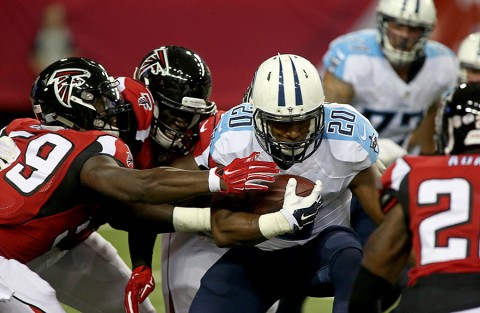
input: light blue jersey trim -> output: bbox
[324,104,379,164]
[323,30,383,78]
[209,103,254,156]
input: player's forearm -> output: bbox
[129,230,156,269]
[211,210,265,247]
[133,167,212,203]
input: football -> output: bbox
[241,174,316,215]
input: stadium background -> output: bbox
[1,1,479,312]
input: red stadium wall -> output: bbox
[0,0,478,116]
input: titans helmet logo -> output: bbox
[138,47,169,78]
[46,68,91,108]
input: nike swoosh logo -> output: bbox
[223,168,238,175]
[300,213,316,221]
[200,122,208,133]
[360,125,367,141]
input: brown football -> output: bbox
[241,174,316,215]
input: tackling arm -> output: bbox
[80,152,279,204]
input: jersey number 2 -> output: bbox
[418,178,472,265]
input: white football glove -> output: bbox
[0,136,20,170]
[280,178,323,231]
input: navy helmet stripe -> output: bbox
[289,56,303,106]
[278,58,285,106]
[402,0,420,13]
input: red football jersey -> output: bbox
[117,76,155,169]
[0,118,133,263]
[193,111,224,169]
[382,155,480,285]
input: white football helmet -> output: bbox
[457,32,480,83]
[377,0,436,65]
[249,54,325,167]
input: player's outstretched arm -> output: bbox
[80,152,279,205]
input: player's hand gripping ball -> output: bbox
[241,174,316,215]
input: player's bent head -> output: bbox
[248,54,325,167]
[31,57,132,135]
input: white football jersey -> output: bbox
[322,29,458,146]
[196,103,379,250]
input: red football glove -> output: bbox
[209,152,279,193]
[125,266,155,313]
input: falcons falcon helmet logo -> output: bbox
[46,68,91,108]
[138,47,169,78]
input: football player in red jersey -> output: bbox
[123,46,221,313]
[349,82,480,313]
[0,57,279,313]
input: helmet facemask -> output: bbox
[253,106,324,167]
[150,94,216,154]
[376,0,436,66]
[377,15,433,66]
[31,58,132,135]
[136,46,216,154]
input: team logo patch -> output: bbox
[138,92,154,111]
[369,133,379,153]
[46,68,91,108]
[126,149,134,168]
[138,47,169,78]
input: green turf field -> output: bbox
[62,226,334,312]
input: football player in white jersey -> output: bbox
[322,0,457,155]
[187,54,382,313]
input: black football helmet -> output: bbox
[134,46,216,154]
[436,82,480,155]
[31,57,132,134]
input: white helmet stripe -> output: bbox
[289,56,303,106]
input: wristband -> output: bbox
[258,212,291,239]
[208,168,221,192]
[172,207,211,232]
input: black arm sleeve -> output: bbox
[349,265,394,313]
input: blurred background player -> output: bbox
[189,54,382,313]
[349,82,480,313]
[457,32,480,84]
[0,56,278,313]
[322,0,456,156]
